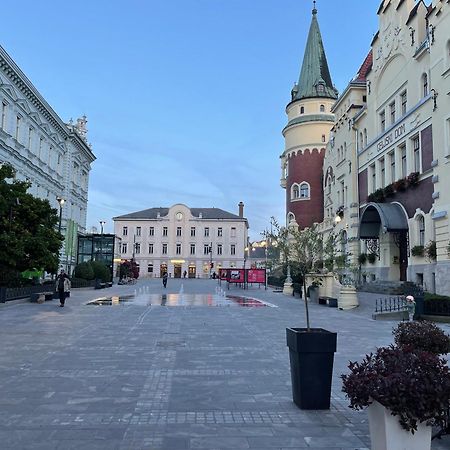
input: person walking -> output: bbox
[162,272,168,288]
[56,269,70,307]
[405,295,415,321]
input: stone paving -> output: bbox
[0,279,449,450]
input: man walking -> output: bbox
[56,269,70,307]
[162,272,168,288]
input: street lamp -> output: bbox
[56,197,65,234]
[99,220,106,262]
[261,240,268,290]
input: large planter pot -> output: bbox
[286,327,337,410]
[367,400,432,450]
[308,286,319,303]
[338,285,359,310]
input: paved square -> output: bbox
[0,279,449,449]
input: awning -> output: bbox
[359,203,408,239]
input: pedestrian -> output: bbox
[183,270,187,279]
[162,272,168,288]
[405,295,415,321]
[56,269,70,307]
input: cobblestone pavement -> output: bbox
[0,279,449,449]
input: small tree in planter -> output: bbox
[425,240,436,261]
[411,245,425,257]
[342,346,450,449]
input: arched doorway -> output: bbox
[359,203,409,281]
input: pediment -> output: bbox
[1,84,18,101]
[29,112,42,126]
[40,123,51,134]
[324,195,333,208]
[16,99,31,114]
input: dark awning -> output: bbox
[359,203,408,239]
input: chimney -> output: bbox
[238,201,244,218]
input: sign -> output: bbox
[220,269,228,280]
[229,269,244,283]
[376,122,407,152]
[247,269,265,284]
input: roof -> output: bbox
[359,203,408,239]
[291,7,338,102]
[355,50,373,81]
[113,207,244,221]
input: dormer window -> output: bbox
[320,104,325,112]
[316,82,325,94]
[300,106,305,114]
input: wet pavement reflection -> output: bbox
[87,293,274,307]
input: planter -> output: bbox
[286,327,337,410]
[367,400,432,450]
[308,286,319,303]
[338,286,359,310]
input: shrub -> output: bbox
[267,275,285,287]
[372,188,385,203]
[367,253,377,264]
[411,245,424,257]
[425,240,436,260]
[74,262,94,280]
[393,321,450,355]
[384,183,395,197]
[335,255,347,268]
[358,253,367,265]
[407,171,420,187]
[90,261,111,282]
[394,178,407,192]
[341,346,450,433]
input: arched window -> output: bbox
[417,215,425,247]
[422,73,428,97]
[364,128,368,146]
[300,106,305,114]
[300,182,310,198]
[320,104,325,112]
[287,212,295,224]
[359,132,364,150]
[291,184,299,199]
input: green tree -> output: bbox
[74,262,95,280]
[0,164,63,285]
[89,260,111,282]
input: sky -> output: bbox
[2,0,380,240]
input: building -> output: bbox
[113,203,248,278]
[280,4,338,229]
[304,0,450,294]
[0,45,96,273]
[77,233,122,279]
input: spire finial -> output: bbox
[312,0,317,15]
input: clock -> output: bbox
[176,212,183,220]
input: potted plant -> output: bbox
[268,219,338,410]
[358,253,367,265]
[411,245,425,257]
[425,240,436,261]
[342,345,450,450]
[367,253,377,264]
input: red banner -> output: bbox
[228,269,245,283]
[247,269,265,283]
[219,269,228,280]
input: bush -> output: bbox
[367,253,377,264]
[268,275,285,287]
[90,261,111,282]
[384,183,395,197]
[342,346,450,433]
[407,171,420,187]
[425,241,436,260]
[411,245,424,257]
[358,253,367,265]
[74,262,95,280]
[393,321,450,355]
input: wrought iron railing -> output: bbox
[375,296,407,313]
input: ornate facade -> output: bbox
[113,203,248,278]
[0,45,96,273]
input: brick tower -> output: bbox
[280,3,338,229]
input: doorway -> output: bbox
[174,264,182,278]
[188,265,196,278]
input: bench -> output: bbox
[319,296,338,307]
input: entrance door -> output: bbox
[160,263,167,277]
[188,265,196,278]
[174,264,182,278]
[398,231,408,282]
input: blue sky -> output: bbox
[2,0,380,239]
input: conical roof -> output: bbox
[292,6,337,101]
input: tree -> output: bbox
[0,164,63,285]
[266,217,337,331]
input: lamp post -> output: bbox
[56,197,65,234]
[262,240,268,290]
[99,220,106,262]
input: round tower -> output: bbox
[280,4,338,229]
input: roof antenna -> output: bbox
[312,0,317,15]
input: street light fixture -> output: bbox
[56,197,65,234]
[99,220,106,262]
[261,240,268,290]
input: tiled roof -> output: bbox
[355,50,373,81]
[113,207,243,221]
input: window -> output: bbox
[204,227,209,237]
[292,184,299,199]
[190,243,196,255]
[320,104,325,112]
[1,101,7,130]
[317,83,325,93]
[15,115,21,141]
[340,181,345,205]
[389,101,396,124]
[400,145,407,177]
[217,244,222,255]
[190,227,195,237]
[300,106,304,114]
[231,227,236,238]
[28,127,33,150]
[380,158,385,187]
[135,243,141,254]
[322,134,326,143]
[389,151,396,183]
[300,183,310,198]
[121,243,127,254]
[401,90,407,115]
[176,226,182,237]
[287,212,295,224]
[422,73,428,97]
[204,244,210,255]
[148,243,154,254]
[149,227,154,236]
[122,226,128,236]
[147,264,153,273]
[176,243,181,255]
[217,227,223,237]
[380,110,386,132]
[418,215,425,247]
[163,226,168,237]
[162,243,168,254]
[364,129,368,146]
[38,137,43,159]
[413,136,420,172]
[136,226,141,237]
[370,164,376,192]
[231,244,236,255]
